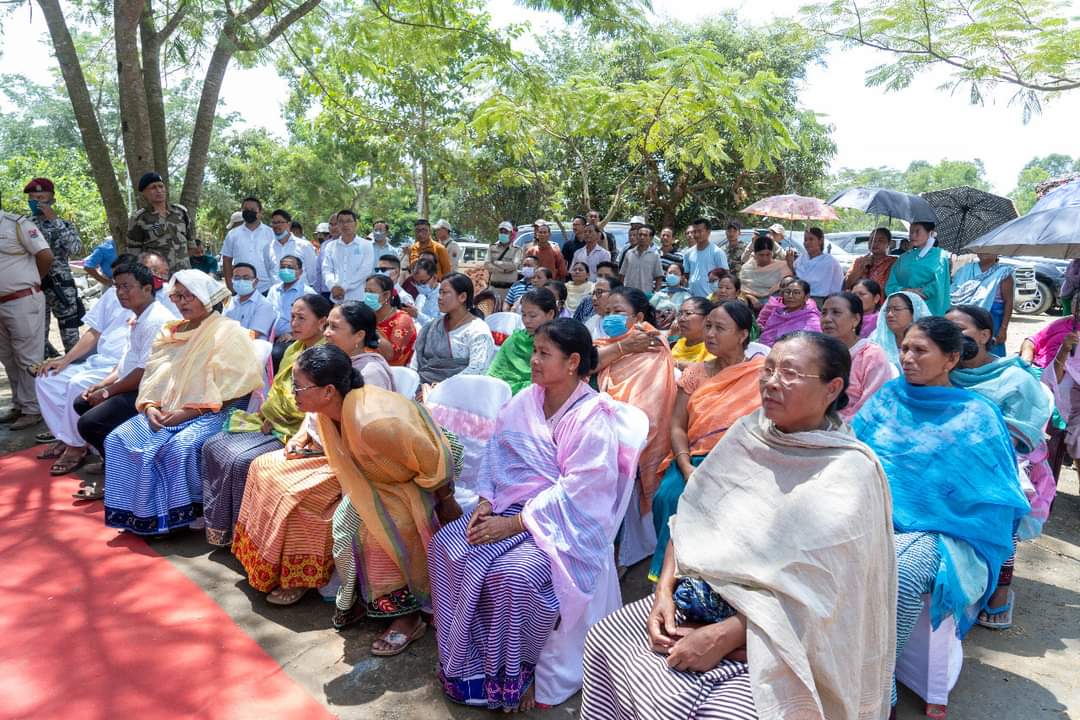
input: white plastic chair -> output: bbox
[389,366,421,399]
[424,375,513,514]
[745,341,770,359]
[896,597,964,707]
[534,400,649,706]
[484,311,524,346]
[246,339,274,414]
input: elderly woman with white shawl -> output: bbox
[104,270,264,535]
[581,331,896,720]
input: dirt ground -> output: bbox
[1,313,1077,719]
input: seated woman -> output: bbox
[565,261,593,314]
[365,273,417,366]
[486,287,558,394]
[669,297,715,368]
[852,278,885,338]
[868,290,930,370]
[648,300,763,582]
[738,235,788,305]
[583,332,896,720]
[201,293,330,546]
[650,261,691,323]
[104,270,264,536]
[411,272,496,384]
[853,317,1029,714]
[757,278,821,346]
[232,302,394,605]
[430,319,643,711]
[948,304,1054,630]
[545,280,571,318]
[285,344,460,653]
[593,287,678,564]
[583,276,621,339]
[820,291,896,421]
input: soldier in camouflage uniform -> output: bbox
[23,178,84,355]
[126,171,195,274]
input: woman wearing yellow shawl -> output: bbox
[486,287,557,394]
[291,344,461,656]
[200,293,331,546]
[669,296,715,368]
[103,270,264,537]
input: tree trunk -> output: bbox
[113,0,155,190]
[36,0,130,246]
[140,2,170,186]
[178,42,233,217]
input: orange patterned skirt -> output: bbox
[232,452,342,592]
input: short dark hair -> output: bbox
[280,254,303,269]
[112,262,154,290]
[291,220,303,234]
[337,209,357,221]
[413,258,437,277]
[639,225,655,238]
[379,254,402,268]
[233,262,258,277]
[111,253,139,271]
[726,219,742,230]
[414,218,430,227]
[911,221,936,233]
[596,260,618,273]
[805,227,825,242]
[690,217,711,230]
[241,196,262,210]
[775,331,851,414]
[752,236,775,254]
[373,219,389,229]
[572,215,587,224]
[533,318,599,378]
[271,208,291,222]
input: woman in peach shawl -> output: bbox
[593,287,677,564]
[648,301,764,581]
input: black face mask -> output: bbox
[241,209,258,224]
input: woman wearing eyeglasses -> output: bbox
[669,297,715,368]
[583,332,896,720]
[103,269,264,537]
[757,278,821,346]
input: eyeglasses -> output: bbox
[678,310,705,318]
[592,289,608,296]
[377,267,395,273]
[292,384,321,396]
[758,365,823,386]
[168,292,197,304]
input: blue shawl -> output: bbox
[852,378,1030,636]
[950,356,1052,454]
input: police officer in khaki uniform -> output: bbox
[126,171,195,273]
[0,210,54,430]
[23,177,84,356]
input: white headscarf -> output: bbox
[166,269,231,310]
[918,232,937,259]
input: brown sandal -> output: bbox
[37,441,65,460]
[371,620,427,657]
[50,448,88,476]
[72,481,103,501]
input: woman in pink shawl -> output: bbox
[429,318,644,712]
[758,278,821,346]
[820,292,896,421]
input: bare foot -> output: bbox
[515,683,537,713]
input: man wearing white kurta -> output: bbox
[321,209,373,303]
[266,209,319,288]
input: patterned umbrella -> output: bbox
[921,186,1018,253]
[741,194,839,221]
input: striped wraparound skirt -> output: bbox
[893,531,942,706]
[581,595,756,719]
[429,508,559,710]
[231,451,340,592]
[103,406,239,535]
[200,430,283,546]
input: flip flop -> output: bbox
[50,450,88,476]
[926,704,948,719]
[72,482,104,501]
[267,587,308,606]
[977,588,1015,630]
[36,441,65,459]
[35,430,56,444]
[371,620,427,657]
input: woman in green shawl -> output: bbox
[885,221,952,316]
[486,287,558,394]
[200,293,331,546]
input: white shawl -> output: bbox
[671,408,896,720]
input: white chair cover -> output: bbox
[534,401,650,705]
[246,339,274,414]
[484,312,524,346]
[424,375,512,514]
[389,366,421,399]
[896,595,964,705]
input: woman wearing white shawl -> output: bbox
[582,331,896,720]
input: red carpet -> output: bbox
[0,449,335,720]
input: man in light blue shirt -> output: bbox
[681,217,728,296]
[223,262,276,340]
[265,254,315,340]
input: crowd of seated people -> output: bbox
[20,208,1062,719]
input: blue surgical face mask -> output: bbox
[709,280,719,293]
[274,229,289,240]
[233,278,255,296]
[278,268,298,284]
[602,314,629,338]
[665,273,680,287]
[28,199,41,215]
[498,232,510,243]
[363,291,383,311]
[521,266,535,279]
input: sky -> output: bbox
[1,0,1078,194]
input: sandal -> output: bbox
[977,588,1015,630]
[35,430,56,444]
[926,704,948,719]
[72,482,104,501]
[50,448,88,476]
[267,587,308,606]
[37,441,66,459]
[371,619,427,657]
[332,604,366,630]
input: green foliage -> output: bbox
[1009,154,1080,212]
[803,0,1080,118]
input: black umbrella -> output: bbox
[826,187,938,223]
[963,206,1080,258]
[921,186,1019,253]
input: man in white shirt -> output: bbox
[434,219,460,273]
[571,222,611,281]
[369,219,397,273]
[789,226,843,302]
[222,196,274,293]
[321,209,374,303]
[71,261,175,481]
[266,208,319,288]
[223,262,277,339]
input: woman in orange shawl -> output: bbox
[648,300,764,580]
[593,287,677,565]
